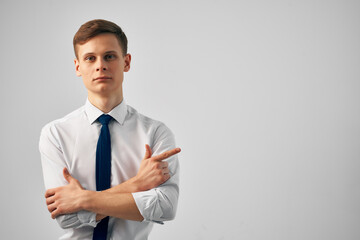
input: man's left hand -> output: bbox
[45,168,85,219]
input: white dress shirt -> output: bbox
[39,98,179,240]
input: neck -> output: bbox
[88,92,123,113]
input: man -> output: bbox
[39,19,181,240]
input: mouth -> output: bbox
[93,76,112,81]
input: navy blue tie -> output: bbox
[93,114,113,240]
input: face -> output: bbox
[74,33,131,98]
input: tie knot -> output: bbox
[98,114,113,126]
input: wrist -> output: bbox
[80,190,95,211]
[127,176,142,193]
[106,177,141,194]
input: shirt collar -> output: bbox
[85,98,127,125]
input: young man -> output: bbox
[39,19,180,240]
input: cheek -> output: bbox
[80,70,94,86]
[80,67,93,79]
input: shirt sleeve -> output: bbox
[39,123,97,229]
[132,123,180,222]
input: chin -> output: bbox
[94,87,122,96]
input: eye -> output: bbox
[105,54,116,61]
[85,56,95,62]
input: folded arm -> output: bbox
[45,145,181,222]
[40,122,180,229]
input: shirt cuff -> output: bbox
[57,211,97,229]
[132,189,164,224]
[77,210,97,228]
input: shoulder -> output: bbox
[40,105,86,140]
[126,105,175,147]
[126,104,173,134]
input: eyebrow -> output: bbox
[81,50,118,58]
[104,50,118,54]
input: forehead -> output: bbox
[77,33,123,57]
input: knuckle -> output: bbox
[162,175,168,182]
[156,175,163,183]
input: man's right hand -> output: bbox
[103,144,181,195]
[96,144,180,221]
[131,144,181,191]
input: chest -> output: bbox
[59,121,152,190]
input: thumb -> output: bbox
[144,144,153,159]
[63,168,73,183]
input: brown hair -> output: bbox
[73,19,128,58]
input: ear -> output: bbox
[74,58,82,77]
[124,53,131,72]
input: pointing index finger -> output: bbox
[152,147,181,162]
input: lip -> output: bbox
[94,76,112,81]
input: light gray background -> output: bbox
[0,0,359,239]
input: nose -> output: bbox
[96,59,107,72]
